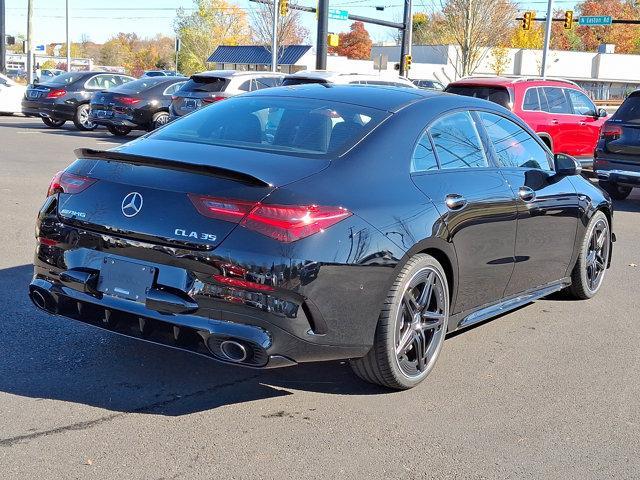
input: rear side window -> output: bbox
[429,111,488,169]
[566,89,596,116]
[479,112,551,171]
[542,87,571,114]
[523,89,540,111]
[613,94,640,123]
[181,76,229,93]
[445,85,511,109]
[152,96,389,157]
[411,132,439,173]
[163,82,186,96]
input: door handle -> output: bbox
[445,193,467,211]
[579,121,586,126]
[551,119,559,125]
[518,186,536,202]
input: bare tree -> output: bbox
[250,2,309,48]
[439,0,516,77]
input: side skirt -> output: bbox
[451,278,571,331]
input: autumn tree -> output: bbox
[250,1,308,48]
[174,0,250,75]
[439,0,517,76]
[509,23,544,49]
[328,21,372,60]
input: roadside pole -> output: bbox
[65,0,70,72]
[541,0,553,78]
[26,0,33,83]
[398,0,412,77]
[316,0,329,69]
[271,0,278,71]
[0,0,6,74]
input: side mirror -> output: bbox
[597,108,608,118]
[554,153,582,176]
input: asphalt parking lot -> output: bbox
[1,115,639,479]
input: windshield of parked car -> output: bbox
[152,96,389,157]
[613,94,640,124]
[39,72,85,85]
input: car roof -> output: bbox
[246,83,437,112]
[192,70,284,79]
[287,70,414,84]
[448,76,580,89]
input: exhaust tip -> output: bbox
[219,340,248,363]
[29,287,54,312]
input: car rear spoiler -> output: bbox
[74,148,271,187]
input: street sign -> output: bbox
[34,44,45,52]
[579,15,613,26]
[373,54,388,71]
[328,9,349,20]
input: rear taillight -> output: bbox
[47,171,96,197]
[117,96,141,105]
[202,96,226,104]
[601,123,622,140]
[46,88,66,99]
[188,194,352,242]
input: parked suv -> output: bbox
[594,90,640,199]
[22,71,135,130]
[169,70,284,118]
[445,77,607,167]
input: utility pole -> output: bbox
[0,0,6,74]
[398,0,412,76]
[65,0,70,72]
[271,0,278,72]
[316,0,328,69]
[27,0,33,83]
[541,0,553,78]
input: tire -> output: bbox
[107,125,132,137]
[42,117,66,128]
[567,210,610,300]
[151,111,170,130]
[350,254,450,390]
[599,181,632,200]
[72,104,96,131]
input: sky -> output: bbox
[5,0,583,46]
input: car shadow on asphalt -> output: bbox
[0,264,388,418]
[0,119,143,143]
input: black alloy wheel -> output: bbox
[568,211,610,299]
[351,254,449,390]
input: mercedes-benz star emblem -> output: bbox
[121,192,143,218]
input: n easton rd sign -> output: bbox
[579,15,613,26]
[328,9,349,20]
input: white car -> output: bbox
[0,73,26,114]
[282,71,418,88]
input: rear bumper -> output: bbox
[21,100,75,120]
[596,169,640,187]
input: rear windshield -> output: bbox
[282,77,329,86]
[179,76,229,93]
[613,94,640,123]
[151,96,389,157]
[445,85,511,109]
[110,78,167,94]
[40,72,86,85]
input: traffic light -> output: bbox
[328,33,339,47]
[404,54,412,71]
[564,10,574,29]
[522,11,533,30]
[279,0,289,16]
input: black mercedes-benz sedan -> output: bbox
[89,76,186,136]
[22,71,135,130]
[30,85,613,390]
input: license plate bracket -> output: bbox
[97,258,156,303]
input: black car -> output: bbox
[595,91,640,199]
[89,76,186,136]
[22,71,135,130]
[30,85,613,390]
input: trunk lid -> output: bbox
[57,142,329,249]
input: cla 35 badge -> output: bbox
[121,192,143,217]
